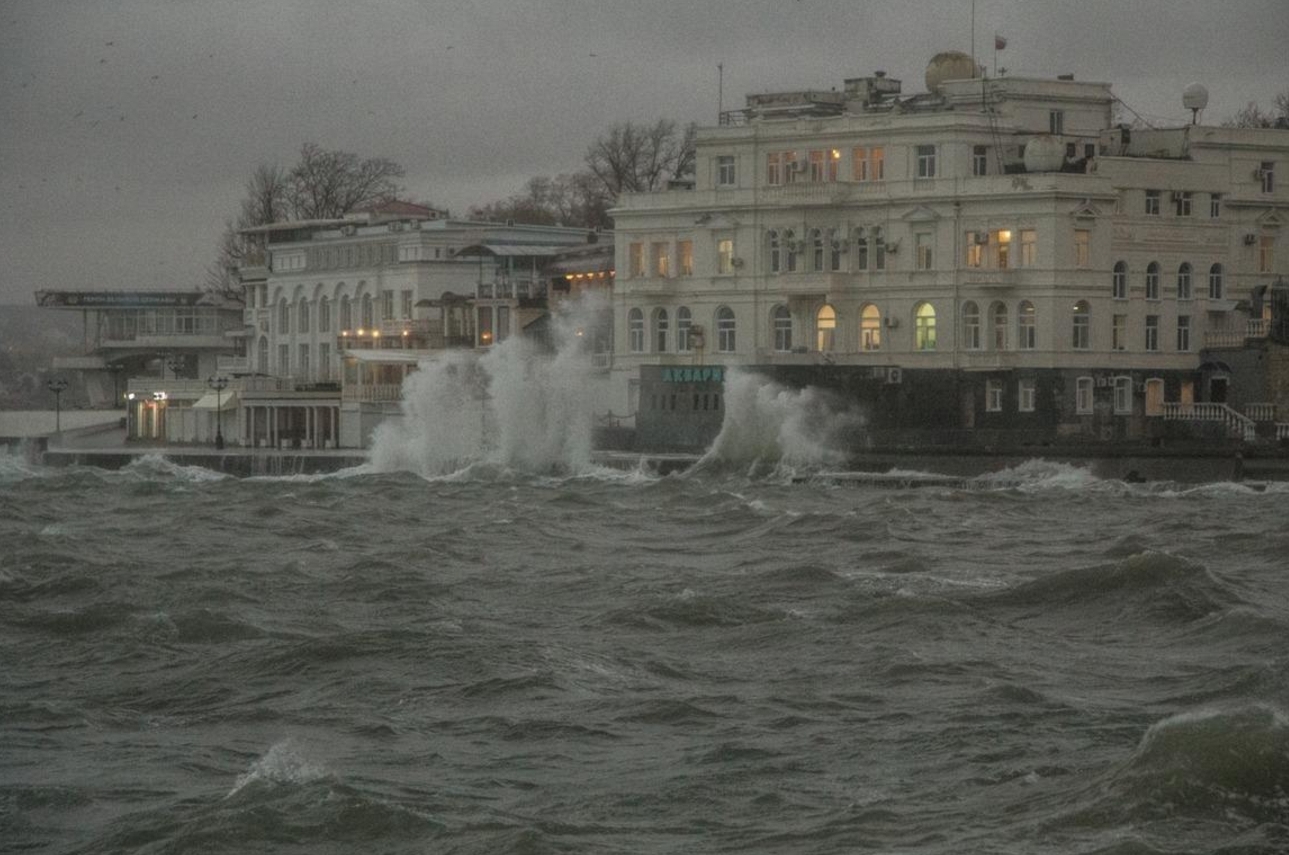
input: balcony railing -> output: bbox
[342,384,404,403]
[1160,402,1256,441]
[216,355,250,373]
[1244,402,1277,422]
[1204,319,1271,349]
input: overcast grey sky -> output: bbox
[1,0,1286,304]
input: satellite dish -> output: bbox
[1183,83,1209,123]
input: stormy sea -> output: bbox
[4,340,1289,854]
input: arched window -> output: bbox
[1112,261,1128,299]
[860,304,881,350]
[1017,301,1036,350]
[1145,262,1160,300]
[962,301,981,350]
[1209,263,1224,300]
[628,308,645,352]
[1177,263,1192,300]
[676,306,693,352]
[653,308,669,353]
[914,302,936,351]
[783,230,798,273]
[278,297,290,335]
[816,304,837,351]
[1072,300,1091,349]
[872,227,886,270]
[716,306,736,352]
[855,227,870,271]
[317,296,331,333]
[810,228,825,272]
[339,295,352,330]
[257,336,269,373]
[298,298,310,334]
[361,293,374,328]
[767,229,781,273]
[991,302,1009,350]
[772,305,792,352]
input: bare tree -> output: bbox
[1222,88,1289,128]
[468,172,611,229]
[204,165,292,297]
[287,143,405,220]
[584,119,697,199]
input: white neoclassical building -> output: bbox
[233,201,605,448]
[608,53,1289,451]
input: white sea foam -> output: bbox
[227,739,328,798]
[367,297,608,479]
[697,369,863,473]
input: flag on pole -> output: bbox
[994,34,1008,50]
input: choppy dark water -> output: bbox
[3,453,1289,854]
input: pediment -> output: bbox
[1256,210,1284,228]
[901,205,940,222]
[1069,200,1099,220]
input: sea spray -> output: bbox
[699,369,865,473]
[368,298,604,477]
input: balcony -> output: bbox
[1203,319,1269,349]
[342,384,404,403]
[216,355,250,374]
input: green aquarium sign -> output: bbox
[660,367,725,384]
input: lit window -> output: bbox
[651,242,670,278]
[994,229,1011,269]
[1072,301,1091,350]
[915,302,937,351]
[986,378,1004,412]
[678,240,694,276]
[965,233,984,267]
[629,242,644,278]
[816,304,836,352]
[852,147,884,182]
[772,305,792,352]
[717,239,735,275]
[861,304,881,350]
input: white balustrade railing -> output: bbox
[1244,402,1277,422]
[1160,401,1256,441]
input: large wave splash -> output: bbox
[697,369,865,474]
[367,299,602,478]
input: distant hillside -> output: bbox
[0,306,89,409]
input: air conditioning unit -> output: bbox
[1244,233,1258,245]
[884,317,900,328]
[341,224,357,236]
[831,239,848,252]
[885,241,900,254]
[1170,191,1182,202]
[793,157,810,172]
[973,233,989,245]
[885,367,903,384]
[1254,167,1268,179]
[730,257,745,269]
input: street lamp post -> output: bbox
[47,378,68,434]
[207,375,229,449]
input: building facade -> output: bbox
[234,202,606,448]
[608,54,1289,451]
